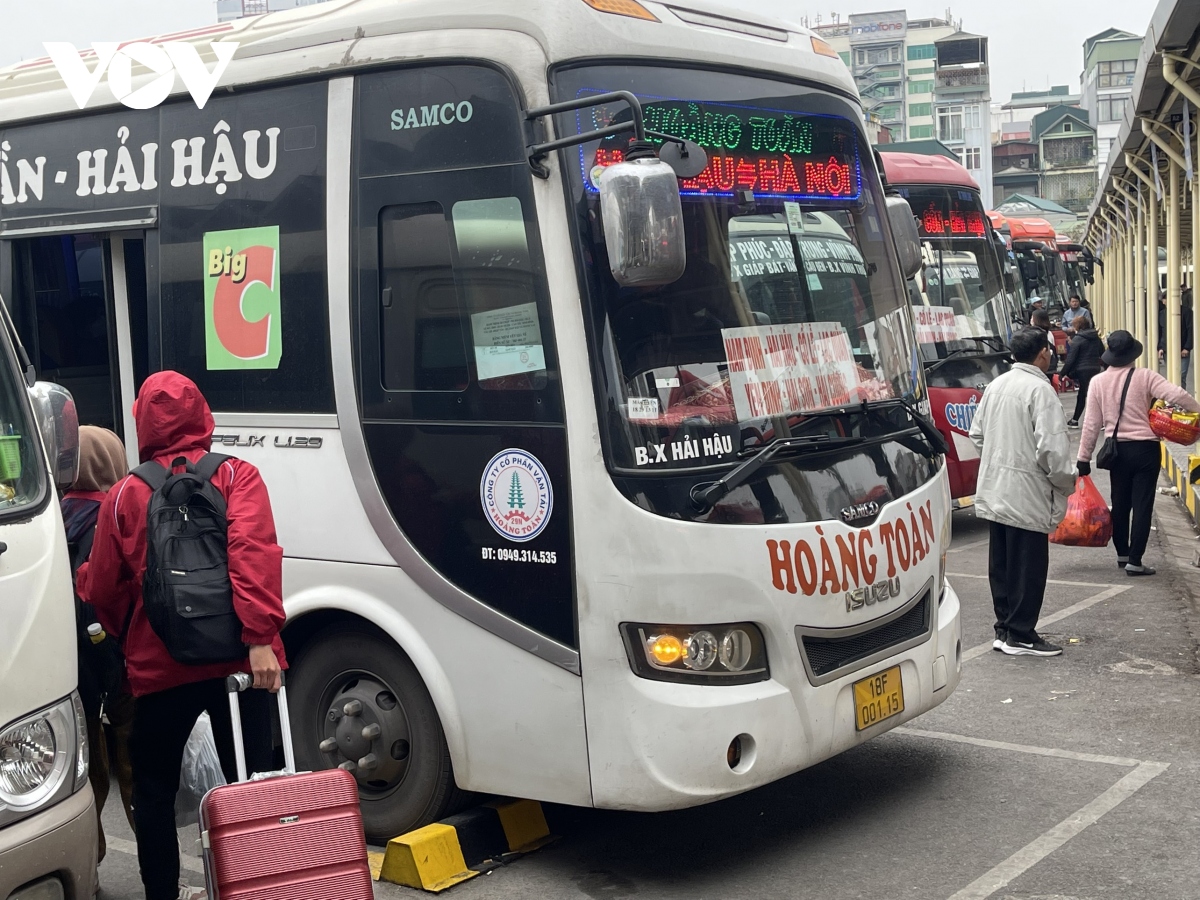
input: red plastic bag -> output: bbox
[1049,476,1113,547]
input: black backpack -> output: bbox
[132,453,246,665]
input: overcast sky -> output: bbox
[3,0,1154,108]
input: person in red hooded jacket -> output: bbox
[78,371,286,900]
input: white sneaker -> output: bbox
[178,883,207,900]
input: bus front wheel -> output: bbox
[288,624,465,840]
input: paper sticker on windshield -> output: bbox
[785,201,805,234]
[911,306,957,344]
[203,226,282,370]
[470,302,546,382]
[722,323,858,420]
[627,397,660,420]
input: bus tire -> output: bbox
[288,624,466,840]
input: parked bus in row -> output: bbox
[881,152,1016,504]
[985,212,1031,315]
[1057,239,1094,306]
[0,0,961,838]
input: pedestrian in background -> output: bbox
[970,328,1075,657]
[1078,331,1200,575]
[1031,308,1058,373]
[78,372,287,900]
[1061,294,1087,337]
[62,426,135,869]
[1157,284,1193,388]
[1060,314,1104,428]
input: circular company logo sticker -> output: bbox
[480,449,554,542]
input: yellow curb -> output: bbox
[487,798,551,853]
[367,850,385,881]
[379,823,479,892]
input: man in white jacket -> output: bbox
[969,328,1076,657]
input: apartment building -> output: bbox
[1079,28,1141,173]
[813,10,992,206]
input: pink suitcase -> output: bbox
[199,674,374,899]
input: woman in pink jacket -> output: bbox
[1077,331,1200,575]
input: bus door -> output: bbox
[7,232,149,464]
[354,164,576,650]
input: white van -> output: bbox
[0,303,95,899]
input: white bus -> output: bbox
[0,0,961,839]
[0,300,95,894]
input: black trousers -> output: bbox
[1072,370,1098,422]
[987,521,1050,644]
[130,678,273,900]
[1109,440,1161,566]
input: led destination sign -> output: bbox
[581,94,863,202]
[899,187,987,239]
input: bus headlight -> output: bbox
[0,693,85,828]
[621,623,769,684]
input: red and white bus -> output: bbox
[881,152,1018,503]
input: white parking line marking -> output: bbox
[949,573,1120,589]
[958,585,1129,662]
[947,538,990,554]
[943,761,1169,900]
[894,727,1143,768]
[108,836,205,874]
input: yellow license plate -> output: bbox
[853,665,904,731]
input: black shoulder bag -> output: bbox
[1096,369,1135,470]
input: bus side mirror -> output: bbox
[886,197,922,280]
[29,381,79,490]
[599,148,686,287]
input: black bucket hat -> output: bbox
[1102,330,1142,368]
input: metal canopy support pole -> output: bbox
[1193,108,1200,393]
[1136,187,1147,348]
[1114,180,1143,337]
[1147,165,1160,371]
[1106,207,1123,337]
[1127,156,1160,367]
[1169,158,1183,386]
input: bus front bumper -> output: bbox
[588,580,962,810]
[0,783,97,900]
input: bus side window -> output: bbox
[380,202,470,392]
[451,196,546,392]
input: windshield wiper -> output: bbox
[689,398,948,513]
[964,335,1008,354]
[861,396,950,457]
[924,346,980,374]
[689,434,863,512]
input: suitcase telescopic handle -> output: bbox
[226,671,297,783]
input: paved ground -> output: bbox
[97,396,1200,900]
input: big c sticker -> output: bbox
[203,226,282,370]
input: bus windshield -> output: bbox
[0,314,45,520]
[894,184,1010,359]
[553,65,918,473]
[1014,246,1067,312]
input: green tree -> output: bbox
[508,472,526,510]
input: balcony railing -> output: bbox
[935,66,989,90]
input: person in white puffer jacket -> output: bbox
[968,328,1076,658]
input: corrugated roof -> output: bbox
[998,194,1075,216]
